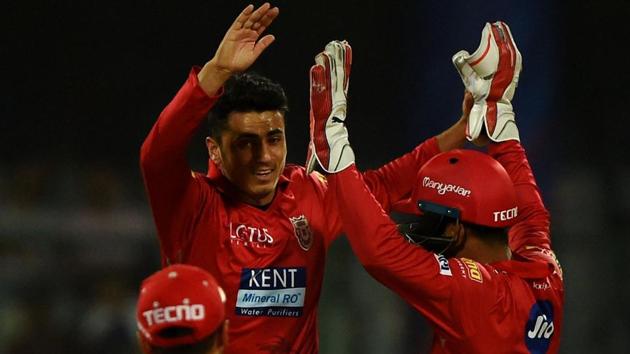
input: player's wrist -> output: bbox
[437,119,467,152]
[198,60,234,96]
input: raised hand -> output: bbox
[212,3,279,73]
[198,3,279,95]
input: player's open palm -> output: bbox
[212,3,279,73]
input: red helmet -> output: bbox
[412,149,518,228]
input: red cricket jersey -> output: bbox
[140,68,442,353]
[330,141,564,353]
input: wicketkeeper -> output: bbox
[308,21,564,353]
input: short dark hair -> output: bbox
[149,328,220,354]
[208,72,288,142]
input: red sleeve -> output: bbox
[315,172,342,247]
[362,137,441,212]
[330,165,498,336]
[487,141,551,255]
[322,137,441,243]
[140,67,222,265]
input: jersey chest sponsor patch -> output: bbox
[235,267,306,317]
[229,222,274,248]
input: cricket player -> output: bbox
[307,21,564,353]
[140,3,473,353]
[137,264,228,354]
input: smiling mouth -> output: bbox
[255,168,274,178]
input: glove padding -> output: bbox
[306,40,355,173]
[452,21,522,144]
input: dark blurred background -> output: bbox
[2,0,629,353]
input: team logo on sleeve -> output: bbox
[525,301,554,353]
[236,267,306,317]
[290,215,313,251]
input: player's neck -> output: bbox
[457,237,510,263]
[234,189,276,209]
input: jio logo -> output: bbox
[525,301,554,353]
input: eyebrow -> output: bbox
[267,129,284,136]
[234,129,284,140]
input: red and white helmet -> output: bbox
[412,149,518,228]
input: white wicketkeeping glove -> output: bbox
[306,40,355,173]
[452,21,522,144]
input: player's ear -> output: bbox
[445,222,466,249]
[206,137,222,165]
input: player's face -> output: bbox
[210,110,287,206]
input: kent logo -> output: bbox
[245,268,300,289]
[236,267,306,317]
[524,301,554,353]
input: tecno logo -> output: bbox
[493,207,518,222]
[422,177,471,197]
[142,299,205,326]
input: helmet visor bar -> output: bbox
[417,200,460,219]
[396,201,461,255]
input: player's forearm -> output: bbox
[436,117,467,152]
[488,141,546,211]
[488,141,552,249]
[364,137,441,211]
[141,68,219,171]
[508,208,551,251]
[333,168,425,277]
[363,116,466,209]
[333,167,408,265]
[365,116,467,209]
[332,166,452,304]
[140,68,219,255]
